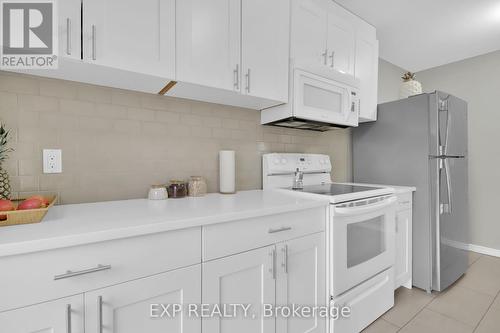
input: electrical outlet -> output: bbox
[43,149,62,174]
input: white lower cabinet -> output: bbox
[276,233,326,333]
[85,265,201,333]
[395,206,413,289]
[202,245,276,333]
[0,294,84,333]
[202,232,326,333]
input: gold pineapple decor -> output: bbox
[0,123,13,199]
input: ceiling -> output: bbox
[335,0,500,72]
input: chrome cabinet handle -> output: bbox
[66,304,72,333]
[322,49,328,65]
[97,296,103,333]
[233,64,239,90]
[66,18,71,55]
[282,245,288,274]
[91,25,97,60]
[329,51,335,68]
[54,264,111,280]
[269,249,276,279]
[245,69,251,93]
[268,226,292,234]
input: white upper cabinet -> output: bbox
[58,0,81,61]
[84,0,175,79]
[176,0,241,91]
[326,5,355,75]
[241,0,289,103]
[291,0,328,68]
[355,36,379,122]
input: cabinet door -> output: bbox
[395,209,412,288]
[85,265,201,333]
[276,233,326,333]
[356,37,379,122]
[58,0,81,60]
[241,0,289,103]
[84,0,175,78]
[0,294,84,333]
[176,0,240,91]
[290,0,328,67]
[203,246,276,333]
[326,9,355,75]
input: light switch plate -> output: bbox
[43,149,62,173]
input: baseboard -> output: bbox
[441,238,500,258]
[467,244,500,258]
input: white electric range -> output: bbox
[263,153,396,333]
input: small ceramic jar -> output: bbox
[188,176,207,197]
[167,180,187,198]
[148,185,168,200]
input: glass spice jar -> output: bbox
[188,176,207,197]
[167,180,187,198]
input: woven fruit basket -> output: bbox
[0,195,57,227]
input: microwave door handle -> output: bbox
[334,196,397,217]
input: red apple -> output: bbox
[17,198,44,210]
[0,199,15,220]
[27,195,50,207]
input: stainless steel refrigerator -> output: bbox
[352,91,469,292]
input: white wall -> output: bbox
[417,50,500,251]
[378,59,406,104]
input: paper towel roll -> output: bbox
[219,150,236,194]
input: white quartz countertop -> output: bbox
[0,190,328,257]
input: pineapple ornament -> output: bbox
[399,72,422,98]
[0,124,13,200]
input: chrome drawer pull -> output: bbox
[54,264,112,280]
[268,226,292,234]
[66,304,72,333]
[97,296,103,333]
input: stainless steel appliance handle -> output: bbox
[334,196,397,216]
[91,25,97,60]
[282,245,288,274]
[66,18,71,55]
[268,226,292,234]
[269,249,276,279]
[66,304,72,333]
[329,51,335,68]
[245,69,251,93]
[97,296,103,333]
[233,64,239,90]
[438,97,451,155]
[442,158,453,214]
[54,264,111,280]
[322,49,328,65]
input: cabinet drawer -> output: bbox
[0,227,201,312]
[397,192,412,211]
[203,207,325,261]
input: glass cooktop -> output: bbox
[291,184,384,196]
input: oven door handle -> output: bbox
[333,196,397,217]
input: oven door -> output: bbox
[293,70,359,127]
[331,195,396,296]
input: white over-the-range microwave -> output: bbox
[261,68,361,131]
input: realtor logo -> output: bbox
[1,0,58,69]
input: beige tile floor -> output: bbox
[363,251,500,333]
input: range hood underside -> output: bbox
[263,117,349,132]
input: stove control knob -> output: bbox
[281,158,287,165]
[273,158,280,165]
[319,159,324,164]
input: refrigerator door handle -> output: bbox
[438,97,451,155]
[441,158,453,214]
